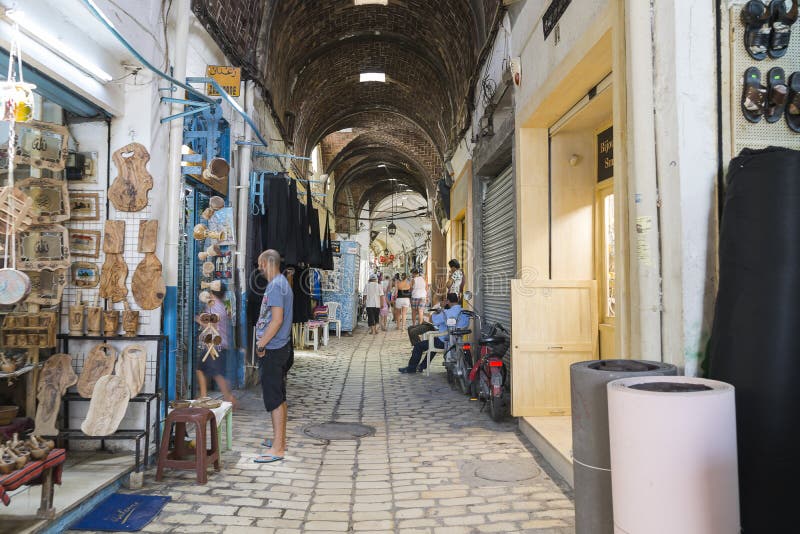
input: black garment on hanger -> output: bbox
[308,203,323,267]
[292,265,312,323]
[246,208,269,337]
[265,174,289,255]
[708,146,800,533]
[284,180,301,266]
[320,213,334,271]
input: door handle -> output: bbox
[547,345,564,350]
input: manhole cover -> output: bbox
[474,461,541,482]
[303,422,376,440]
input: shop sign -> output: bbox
[543,0,572,40]
[597,126,614,182]
[206,66,241,97]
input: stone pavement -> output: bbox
[115,326,575,533]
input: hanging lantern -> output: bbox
[388,221,397,236]
[389,254,395,262]
[379,255,387,264]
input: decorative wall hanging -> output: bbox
[81,375,130,436]
[24,268,67,306]
[13,120,69,171]
[71,261,100,288]
[69,229,101,258]
[109,143,153,212]
[16,225,70,270]
[99,220,128,302]
[132,219,165,310]
[76,343,117,398]
[68,192,100,221]
[34,354,77,436]
[15,177,70,223]
[0,186,33,234]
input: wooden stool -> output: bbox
[156,407,220,484]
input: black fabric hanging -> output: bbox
[320,213,334,271]
[292,265,312,323]
[265,174,289,255]
[284,180,301,266]
[298,186,311,264]
[307,200,323,267]
[246,208,269,339]
[708,146,800,533]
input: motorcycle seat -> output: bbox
[452,328,472,337]
[479,336,507,345]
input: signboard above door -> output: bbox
[206,66,241,97]
[597,126,614,182]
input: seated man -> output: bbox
[398,293,470,374]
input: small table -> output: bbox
[0,448,66,519]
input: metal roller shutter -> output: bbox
[481,167,515,332]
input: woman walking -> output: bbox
[391,273,400,326]
[410,268,428,326]
[395,273,412,331]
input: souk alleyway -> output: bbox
[109,327,575,534]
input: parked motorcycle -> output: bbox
[468,321,511,421]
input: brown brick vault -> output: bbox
[193,0,502,229]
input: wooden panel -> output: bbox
[103,220,125,254]
[511,279,598,417]
[599,323,616,359]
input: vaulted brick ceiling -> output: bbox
[193,0,502,230]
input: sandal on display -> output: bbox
[742,67,767,123]
[785,72,800,132]
[742,0,773,60]
[769,0,798,59]
[766,67,789,123]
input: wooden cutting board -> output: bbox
[109,143,153,212]
[132,222,165,309]
[34,354,78,436]
[81,375,130,436]
[99,254,128,302]
[103,220,125,254]
[77,344,117,398]
[115,345,146,398]
[138,220,158,253]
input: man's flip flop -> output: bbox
[766,67,789,123]
[769,0,798,59]
[785,72,800,133]
[742,67,766,123]
[742,0,772,60]
[254,454,284,463]
[261,438,272,447]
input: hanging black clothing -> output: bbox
[292,266,312,323]
[284,180,301,266]
[265,174,289,255]
[320,213,334,271]
[308,205,323,267]
[708,146,800,533]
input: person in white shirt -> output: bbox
[364,274,385,335]
[446,259,465,301]
[410,268,428,327]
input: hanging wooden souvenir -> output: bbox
[14,121,69,171]
[102,310,119,336]
[68,192,100,221]
[132,219,165,310]
[71,261,100,288]
[81,375,130,436]
[201,195,225,220]
[15,178,70,224]
[109,143,153,212]
[0,81,36,123]
[1,312,57,348]
[24,268,67,306]
[122,301,139,337]
[86,304,103,336]
[68,300,84,336]
[15,225,70,270]
[0,269,30,306]
[114,345,146,398]
[76,343,117,398]
[99,220,128,302]
[201,280,221,291]
[69,229,101,258]
[193,224,226,241]
[0,186,33,234]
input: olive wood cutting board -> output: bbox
[115,344,146,398]
[109,143,153,212]
[103,220,125,254]
[34,354,78,436]
[81,375,130,436]
[77,344,117,398]
[132,220,165,309]
[99,220,128,302]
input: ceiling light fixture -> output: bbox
[355,0,388,5]
[5,9,114,82]
[360,72,386,83]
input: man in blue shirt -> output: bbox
[398,293,470,373]
[254,249,294,463]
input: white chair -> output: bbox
[421,330,446,377]
[326,302,342,338]
[303,322,322,351]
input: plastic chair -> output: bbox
[421,330,446,377]
[326,302,342,338]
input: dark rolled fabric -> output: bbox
[570,360,677,534]
[709,146,800,533]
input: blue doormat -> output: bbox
[69,493,171,532]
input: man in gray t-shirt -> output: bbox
[254,249,294,463]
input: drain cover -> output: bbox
[303,422,376,440]
[474,461,541,483]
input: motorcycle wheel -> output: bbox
[489,392,507,422]
[446,368,455,386]
[470,378,480,398]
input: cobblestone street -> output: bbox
[124,327,575,533]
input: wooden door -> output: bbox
[511,280,598,416]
